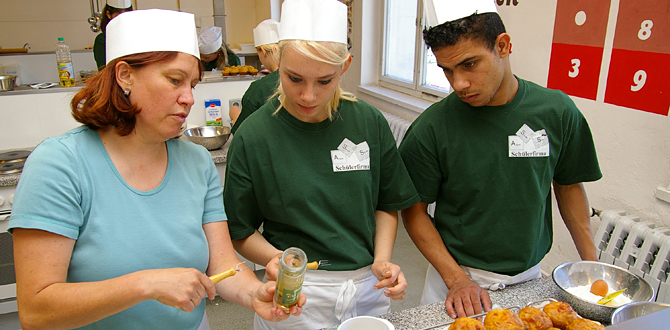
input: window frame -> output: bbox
[379,0,450,101]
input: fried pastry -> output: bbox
[566,319,605,330]
[519,306,554,330]
[483,309,524,330]
[543,301,579,329]
[448,317,486,330]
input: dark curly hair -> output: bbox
[423,12,506,52]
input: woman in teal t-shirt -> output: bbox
[10,9,302,330]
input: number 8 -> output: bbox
[638,20,653,41]
[631,70,647,92]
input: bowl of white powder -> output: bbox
[552,261,654,325]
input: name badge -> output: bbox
[331,138,370,172]
[509,124,549,157]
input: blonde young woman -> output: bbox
[230,19,281,134]
[223,1,420,329]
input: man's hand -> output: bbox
[445,278,492,318]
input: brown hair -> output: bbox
[71,51,204,136]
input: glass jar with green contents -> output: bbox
[274,247,307,312]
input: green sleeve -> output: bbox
[93,33,106,70]
[552,93,602,185]
[223,135,264,240]
[398,106,444,204]
[227,50,241,66]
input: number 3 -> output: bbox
[569,59,580,78]
[631,70,647,92]
[638,20,653,41]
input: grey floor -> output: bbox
[0,223,428,330]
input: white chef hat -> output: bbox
[424,0,498,28]
[105,9,200,64]
[198,26,223,55]
[253,19,280,47]
[279,0,347,44]
[107,0,131,9]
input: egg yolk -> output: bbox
[590,279,609,297]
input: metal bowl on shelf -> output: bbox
[0,75,17,91]
[552,261,654,324]
[79,70,97,82]
[183,126,231,150]
[611,301,670,324]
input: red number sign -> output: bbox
[604,0,670,115]
[547,0,611,101]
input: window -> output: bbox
[381,0,450,100]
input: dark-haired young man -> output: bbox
[399,1,602,319]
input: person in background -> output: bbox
[399,0,602,319]
[198,26,241,71]
[93,0,133,70]
[224,0,420,329]
[9,9,303,330]
[230,19,281,134]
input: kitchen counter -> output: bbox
[0,139,230,188]
[347,276,563,330]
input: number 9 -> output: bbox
[631,70,647,92]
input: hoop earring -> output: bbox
[124,87,131,96]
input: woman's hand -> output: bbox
[143,268,216,312]
[252,281,306,321]
[371,261,407,300]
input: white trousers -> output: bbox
[254,266,390,330]
[420,263,542,305]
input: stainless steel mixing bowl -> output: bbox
[611,301,670,324]
[552,261,654,324]
[0,75,17,91]
[183,126,231,150]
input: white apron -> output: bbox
[420,263,542,305]
[254,266,390,330]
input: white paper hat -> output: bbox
[279,0,347,44]
[424,0,498,28]
[107,0,131,9]
[106,9,199,64]
[198,26,223,55]
[253,19,280,47]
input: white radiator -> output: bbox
[594,210,670,303]
[380,110,412,147]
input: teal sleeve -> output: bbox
[203,151,227,224]
[9,139,85,239]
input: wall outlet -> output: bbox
[229,98,241,109]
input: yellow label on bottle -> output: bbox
[57,61,76,87]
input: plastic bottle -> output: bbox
[55,37,75,87]
[274,247,307,312]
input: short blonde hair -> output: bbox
[256,43,280,67]
[275,40,356,120]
